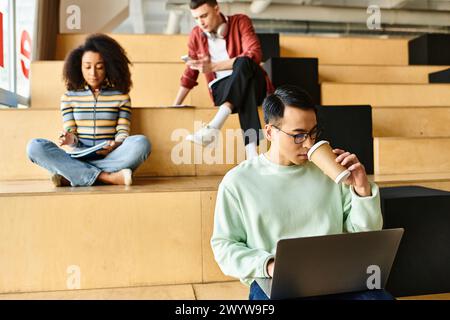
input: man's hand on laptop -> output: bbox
[267,259,275,278]
[333,148,371,197]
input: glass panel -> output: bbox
[0,0,11,91]
[16,0,36,99]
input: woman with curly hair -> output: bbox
[27,34,151,187]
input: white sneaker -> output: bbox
[120,169,133,186]
[186,124,219,147]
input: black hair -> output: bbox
[263,85,317,126]
[63,33,132,93]
[190,0,218,9]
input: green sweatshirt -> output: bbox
[211,154,383,286]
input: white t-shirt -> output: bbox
[207,36,233,88]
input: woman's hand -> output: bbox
[58,131,76,146]
[96,141,122,156]
[333,148,371,197]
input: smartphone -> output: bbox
[181,55,191,63]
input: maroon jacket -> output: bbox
[180,14,274,97]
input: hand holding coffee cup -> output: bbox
[308,141,372,196]
[333,147,372,197]
[307,141,351,184]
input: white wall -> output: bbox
[60,0,129,34]
[114,0,195,34]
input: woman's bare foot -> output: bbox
[97,169,132,186]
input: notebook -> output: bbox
[66,141,108,160]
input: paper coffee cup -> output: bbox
[307,140,351,184]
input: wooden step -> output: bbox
[1,109,63,180]
[322,83,450,107]
[4,107,450,181]
[31,61,211,109]
[55,34,189,62]
[55,34,409,65]
[372,107,450,137]
[397,293,450,300]
[193,108,266,176]
[0,107,265,181]
[32,62,449,110]
[193,282,248,300]
[0,281,249,300]
[0,190,204,293]
[372,172,450,192]
[0,283,196,300]
[0,279,446,300]
[319,65,449,84]
[0,176,222,196]
[56,34,410,65]
[280,35,409,66]
[1,175,450,294]
[0,176,235,294]
[374,137,450,175]
[2,174,449,198]
[0,108,196,180]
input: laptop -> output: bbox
[255,228,404,299]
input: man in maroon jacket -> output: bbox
[173,0,273,159]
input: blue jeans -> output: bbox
[249,281,395,300]
[27,135,151,187]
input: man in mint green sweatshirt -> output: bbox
[211,85,392,300]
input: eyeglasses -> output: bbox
[272,125,322,144]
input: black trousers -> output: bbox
[211,57,267,146]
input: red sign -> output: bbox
[0,12,4,68]
[20,30,31,79]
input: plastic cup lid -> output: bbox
[307,140,330,161]
[335,169,351,184]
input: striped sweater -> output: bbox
[60,88,131,147]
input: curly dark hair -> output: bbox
[63,34,132,93]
